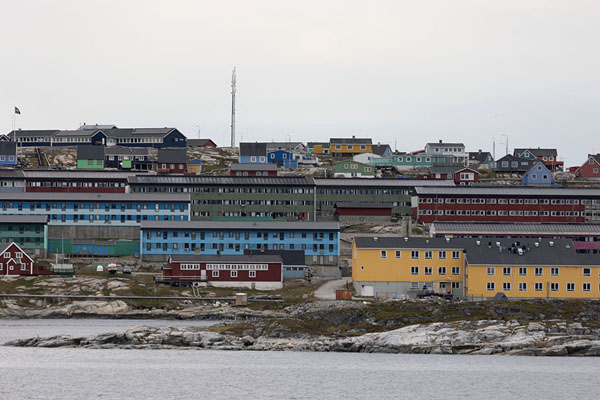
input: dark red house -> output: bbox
[230,163,278,177]
[0,242,48,276]
[160,254,283,290]
[426,166,479,185]
[157,148,187,174]
[187,138,217,148]
[576,155,600,179]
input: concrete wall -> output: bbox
[48,225,140,240]
[353,280,463,299]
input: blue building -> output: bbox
[239,142,267,164]
[0,193,190,226]
[268,149,298,168]
[521,160,554,186]
[140,220,340,265]
[0,142,17,166]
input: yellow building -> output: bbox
[309,142,330,154]
[330,137,372,157]
[352,237,465,298]
[465,238,600,300]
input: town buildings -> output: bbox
[330,137,373,157]
[157,148,187,174]
[230,163,278,177]
[521,161,554,186]
[0,142,17,167]
[424,141,467,165]
[333,160,375,178]
[0,215,47,256]
[0,242,42,276]
[513,148,563,170]
[104,147,152,170]
[76,146,105,170]
[239,142,267,163]
[576,155,600,179]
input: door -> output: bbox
[201,270,207,281]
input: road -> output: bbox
[314,278,353,300]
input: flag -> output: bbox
[14,107,21,115]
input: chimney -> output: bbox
[478,149,482,153]
[352,135,356,139]
[439,139,442,144]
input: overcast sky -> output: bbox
[1,0,599,166]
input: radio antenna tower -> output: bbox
[230,67,237,148]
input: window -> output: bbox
[518,267,527,276]
[411,266,419,275]
[550,282,559,292]
[380,250,387,259]
[583,282,591,292]
[395,250,401,258]
[551,267,559,276]
[424,251,432,259]
[503,282,511,291]
[452,251,460,259]
[535,267,543,276]
[503,267,511,276]
[230,270,238,278]
[424,266,432,275]
[534,282,543,292]
[487,267,495,276]
[583,268,591,277]
[518,282,527,292]
[566,282,575,292]
[487,282,495,291]
[15,252,22,259]
[451,282,460,289]
[411,250,419,259]
[451,266,460,275]
[438,251,446,259]
[212,270,219,277]
[249,271,256,278]
[438,266,446,275]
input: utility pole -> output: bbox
[230,67,236,148]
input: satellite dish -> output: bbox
[96,265,104,272]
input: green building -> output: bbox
[0,215,48,256]
[333,160,375,178]
[76,145,105,170]
[47,238,139,256]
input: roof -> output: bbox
[431,222,600,236]
[371,144,391,156]
[514,148,558,157]
[307,142,329,148]
[330,138,372,145]
[102,128,181,139]
[0,142,17,155]
[243,249,305,265]
[0,215,48,224]
[523,160,550,175]
[158,148,187,163]
[426,142,465,148]
[230,163,278,171]
[0,169,24,179]
[8,130,59,138]
[239,142,267,157]
[354,236,600,266]
[187,139,216,147]
[23,170,148,180]
[79,124,118,130]
[469,152,493,163]
[0,192,189,202]
[336,202,393,209]
[141,220,340,231]
[128,175,313,186]
[55,130,100,137]
[77,145,105,159]
[414,186,600,197]
[314,178,454,187]
[169,254,283,264]
[266,142,304,150]
[104,146,150,156]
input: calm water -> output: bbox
[1,320,600,400]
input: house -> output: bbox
[424,140,467,165]
[427,166,479,185]
[8,130,59,146]
[0,142,17,166]
[513,148,563,170]
[330,137,372,157]
[333,160,375,178]
[372,144,393,157]
[268,149,297,168]
[353,152,381,165]
[159,254,283,290]
[266,142,306,152]
[230,163,278,177]
[0,242,47,276]
[492,154,535,174]
[76,146,105,170]
[0,215,47,255]
[352,237,465,298]
[239,142,268,163]
[521,161,553,186]
[53,130,108,146]
[468,151,494,169]
[308,142,330,154]
[104,147,152,170]
[103,128,187,148]
[187,159,203,175]
[576,155,600,179]
[187,138,217,148]
[157,148,187,174]
[244,249,307,279]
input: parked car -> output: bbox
[122,266,132,274]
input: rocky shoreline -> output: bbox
[6,319,600,356]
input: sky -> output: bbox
[1,0,599,166]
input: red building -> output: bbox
[24,170,136,193]
[0,242,48,276]
[159,254,283,290]
[576,155,600,179]
[230,163,278,177]
[414,186,600,224]
[157,148,187,174]
[426,166,479,185]
[335,202,392,223]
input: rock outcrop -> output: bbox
[7,319,600,356]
